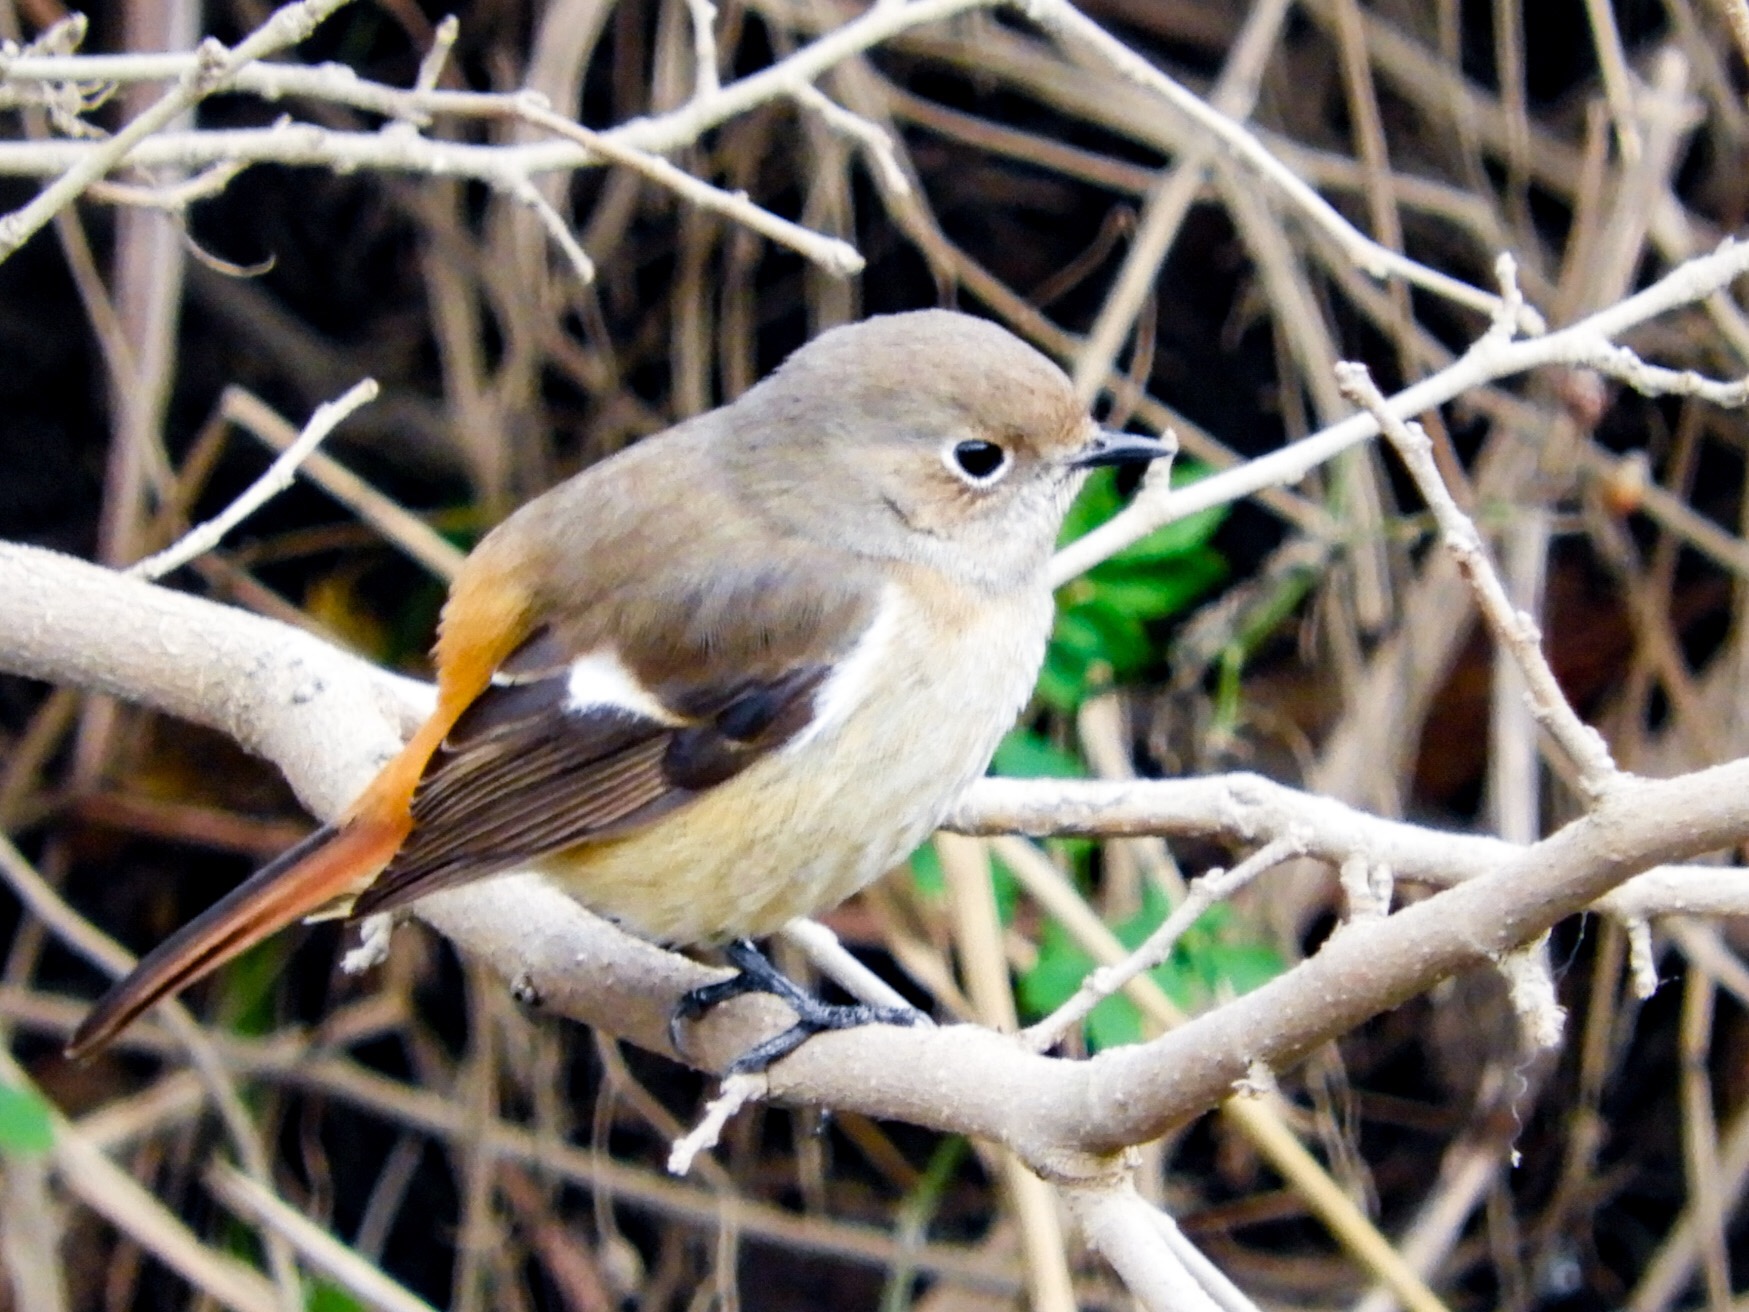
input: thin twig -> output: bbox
[0,834,301,1306]
[0,1046,280,1312]
[411,16,458,101]
[669,1074,767,1176]
[0,0,355,263]
[1581,0,1644,163]
[1022,835,1307,1053]
[1676,966,1730,1307]
[1024,0,1536,329]
[1333,361,1621,801]
[937,835,1078,1312]
[510,94,863,276]
[779,919,918,1015]
[128,379,378,581]
[222,387,465,582]
[788,84,911,197]
[87,160,248,211]
[1051,238,1749,584]
[684,0,722,101]
[205,1164,439,1312]
[1067,0,1293,404]
[501,174,596,286]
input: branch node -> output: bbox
[669,1073,767,1176]
[413,16,458,99]
[1233,1058,1276,1098]
[1486,251,1544,339]
[1626,917,1660,999]
[509,971,543,1008]
[340,912,394,975]
[1496,934,1566,1052]
[1337,854,1393,922]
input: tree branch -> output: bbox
[6,540,1749,1182]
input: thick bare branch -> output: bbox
[6,542,1749,1178]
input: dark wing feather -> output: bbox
[664,667,828,788]
[353,659,832,916]
[354,498,884,916]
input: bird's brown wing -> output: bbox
[351,624,839,916]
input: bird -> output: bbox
[68,309,1170,1071]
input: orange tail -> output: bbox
[67,815,409,1059]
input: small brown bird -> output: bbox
[70,310,1169,1070]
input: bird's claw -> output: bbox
[670,938,926,1073]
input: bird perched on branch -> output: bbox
[70,309,1170,1071]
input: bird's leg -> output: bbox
[670,938,926,1074]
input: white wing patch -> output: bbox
[785,583,903,752]
[565,649,681,723]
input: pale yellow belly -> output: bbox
[533,587,1049,944]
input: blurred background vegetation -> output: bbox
[4,0,1749,1308]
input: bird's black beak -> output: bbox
[1071,427,1176,468]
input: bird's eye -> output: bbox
[949,439,1008,483]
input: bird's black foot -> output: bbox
[670,939,926,1074]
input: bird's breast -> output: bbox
[536,579,1053,944]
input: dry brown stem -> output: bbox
[10,1,1749,1306]
[7,512,1749,1295]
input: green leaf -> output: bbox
[1016,920,1088,1015]
[216,935,291,1039]
[1085,993,1146,1050]
[1058,467,1126,545]
[1039,458,1231,716]
[1018,888,1285,1051]
[1050,606,1113,659]
[1033,653,1087,713]
[1152,954,1211,1010]
[1087,549,1229,621]
[1203,942,1288,995]
[908,841,1019,924]
[1058,459,1229,562]
[0,1081,54,1155]
[1075,573,1186,620]
[1152,906,1287,1008]
[992,728,1086,778]
[909,842,945,897]
[308,1281,368,1312]
[1017,922,1148,1052]
[1103,501,1228,565]
[1067,598,1152,672]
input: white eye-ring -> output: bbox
[944,438,1009,485]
